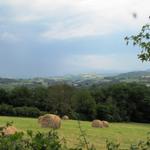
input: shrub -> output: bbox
[14,106,41,117]
[130,133,150,150]
[0,104,14,116]
[106,133,150,150]
[0,104,42,117]
[0,130,96,150]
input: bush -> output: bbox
[0,131,62,150]
[106,133,150,150]
[0,130,96,150]
[0,128,149,150]
[0,104,42,117]
[0,104,14,116]
[14,106,41,117]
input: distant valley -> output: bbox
[1,69,150,88]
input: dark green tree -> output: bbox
[72,90,96,120]
[0,88,9,104]
[46,84,75,116]
[32,86,48,110]
[10,86,32,106]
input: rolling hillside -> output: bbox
[1,69,150,88]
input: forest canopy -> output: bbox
[0,83,150,123]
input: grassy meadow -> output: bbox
[0,116,150,149]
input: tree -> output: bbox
[71,90,96,120]
[10,86,32,107]
[32,86,48,110]
[125,24,150,61]
[46,84,75,116]
[0,88,9,104]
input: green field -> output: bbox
[0,116,150,149]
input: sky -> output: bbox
[0,0,150,78]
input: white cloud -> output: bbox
[0,32,18,42]
[41,22,104,39]
[14,15,40,22]
[65,54,150,71]
[68,54,116,69]
[0,0,150,39]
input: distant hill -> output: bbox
[104,69,150,86]
[115,70,150,79]
[1,70,150,88]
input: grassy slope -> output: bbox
[0,116,150,149]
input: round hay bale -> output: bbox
[38,116,43,124]
[62,115,69,120]
[2,126,17,136]
[102,121,109,127]
[39,114,61,129]
[92,120,103,128]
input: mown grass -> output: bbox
[0,116,150,149]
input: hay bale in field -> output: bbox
[102,121,109,127]
[92,120,103,128]
[38,116,43,124]
[2,126,17,136]
[38,114,61,129]
[62,115,69,120]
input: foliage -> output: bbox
[0,130,62,150]
[106,133,150,150]
[14,106,41,117]
[71,90,96,120]
[0,83,150,122]
[77,120,96,150]
[46,84,74,116]
[106,140,120,150]
[130,133,150,150]
[125,24,150,61]
[0,104,42,117]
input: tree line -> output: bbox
[0,82,149,123]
